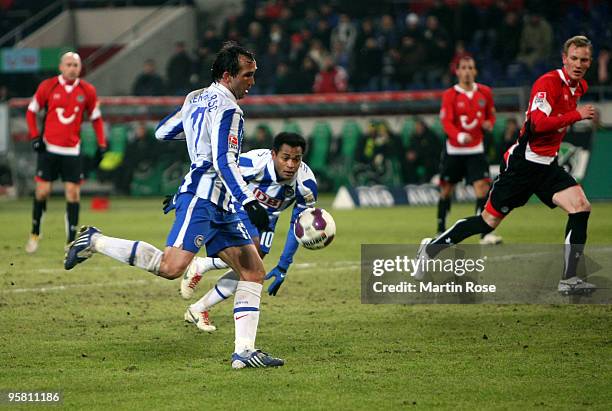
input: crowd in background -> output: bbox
[130,0,612,96]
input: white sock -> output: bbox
[92,234,163,275]
[191,256,228,273]
[190,270,239,312]
[233,281,262,354]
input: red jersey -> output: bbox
[439,83,496,155]
[512,68,586,165]
[27,75,106,156]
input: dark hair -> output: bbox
[211,41,255,81]
[273,132,306,153]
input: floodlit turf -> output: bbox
[1,197,611,410]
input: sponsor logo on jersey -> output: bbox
[253,187,282,208]
[534,92,546,104]
[56,107,79,125]
[228,134,239,150]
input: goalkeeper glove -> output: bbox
[244,200,269,232]
[162,194,177,214]
[264,265,287,296]
[31,136,45,152]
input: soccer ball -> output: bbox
[294,208,336,250]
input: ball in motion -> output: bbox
[294,208,336,250]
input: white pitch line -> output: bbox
[2,279,152,294]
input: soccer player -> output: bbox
[415,36,596,295]
[64,42,284,368]
[178,132,317,332]
[437,56,502,245]
[25,52,107,253]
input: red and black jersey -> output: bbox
[509,68,586,165]
[439,83,496,155]
[27,75,106,156]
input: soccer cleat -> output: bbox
[25,234,40,254]
[412,238,432,281]
[180,268,203,300]
[558,276,597,295]
[479,232,503,245]
[231,349,284,369]
[64,226,100,270]
[184,307,216,332]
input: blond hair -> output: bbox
[563,36,592,54]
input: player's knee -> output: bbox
[575,197,591,213]
[158,261,186,279]
[240,267,265,283]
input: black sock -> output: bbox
[66,202,80,243]
[32,198,46,236]
[427,215,494,258]
[563,211,590,279]
[475,197,488,238]
[437,197,451,233]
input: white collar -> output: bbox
[210,82,237,103]
[58,75,79,93]
[556,69,577,95]
[454,83,478,98]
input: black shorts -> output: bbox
[36,151,83,183]
[486,154,577,217]
[439,152,490,185]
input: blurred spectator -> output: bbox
[274,62,293,94]
[255,42,282,95]
[0,84,9,102]
[194,44,216,85]
[493,10,522,65]
[243,124,274,152]
[268,22,288,52]
[352,36,383,91]
[201,28,222,52]
[354,120,403,185]
[313,55,348,93]
[517,14,553,69]
[307,38,328,69]
[166,42,193,95]
[423,15,452,87]
[404,13,423,41]
[330,13,357,56]
[131,59,165,96]
[244,21,267,57]
[395,35,426,88]
[354,18,376,53]
[292,56,318,94]
[454,0,480,44]
[114,122,161,195]
[377,14,399,50]
[287,34,308,70]
[473,0,507,57]
[428,0,454,35]
[314,17,332,50]
[403,118,442,184]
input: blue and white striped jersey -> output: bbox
[155,82,255,211]
[237,149,317,225]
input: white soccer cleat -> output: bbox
[558,276,597,295]
[184,307,216,332]
[25,234,40,254]
[479,232,503,245]
[413,238,432,281]
[180,268,203,300]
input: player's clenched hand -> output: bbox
[162,194,176,214]
[577,105,595,120]
[31,136,45,152]
[244,200,269,231]
[482,120,493,132]
[265,265,287,296]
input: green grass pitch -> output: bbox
[1,197,611,410]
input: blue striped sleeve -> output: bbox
[212,108,255,205]
[155,106,185,140]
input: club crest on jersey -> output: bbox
[534,92,546,104]
[478,99,485,107]
[284,186,294,197]
[228,134,239,150]
[77,94,85,102]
